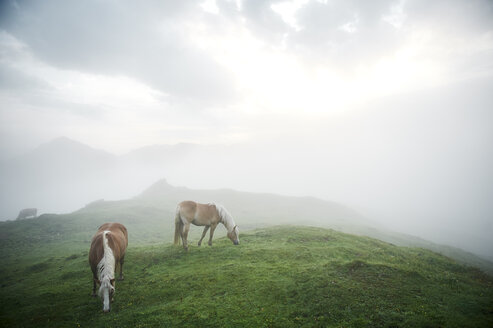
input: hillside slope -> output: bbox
[1,227,492,327]
[0,178,367,255]
[1,179,492,276]
[138,179,369,228]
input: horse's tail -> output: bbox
[102,231,113,257]
[174,205,182,245]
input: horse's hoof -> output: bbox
[118,277,124,281]
[198,242,201,246]
[91,293,97,298]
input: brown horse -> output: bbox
[174,201,239,251]
[88,222,128,313]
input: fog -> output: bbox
[1,0,492,259]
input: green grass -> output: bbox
[2,184,492,276]
[1,226,492,327]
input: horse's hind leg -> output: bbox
[198,226,210,246]
[118,256,125,281]
[182,223,191,251]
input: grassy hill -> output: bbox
[1,180,492,326]
[0,178,368,263]
[1,179,492,275]
[1,226,492,327]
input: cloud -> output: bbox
[2,0,492,112]
[255,0,493,80]
[290,0,399,65]
[0,62,48,91]
[406,0,493,32]
[234,0,289,42]
[0,0,237,106]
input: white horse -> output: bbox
[174,201,239,251]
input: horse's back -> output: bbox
[96,222,128,258]
[178,201,219,225]
[98,223,128,241]
[178,201,197,216]
[196,203,219,220]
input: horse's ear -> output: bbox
[95,278,101,285]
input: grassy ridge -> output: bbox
[2,179,492,275]
[1,226,492,327]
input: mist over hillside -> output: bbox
[0,138,198,219]
[2,177,492,275]
[1,125,492,261]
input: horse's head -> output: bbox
[228,225,240,245]
[98,277,115,313]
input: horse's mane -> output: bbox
[213,203,235,232]
[97,231,115,296]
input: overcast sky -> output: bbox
[1,0,493,257]
[1,0,491,154]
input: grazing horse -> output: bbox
[174,201,239,251]
[16,208,37,220]
[88,223,128,313]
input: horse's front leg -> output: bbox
[208,223,218,246]
[118,256,125,281]
[182,223,191,251]
[198,226,210,246]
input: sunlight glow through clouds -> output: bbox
[54,73,165,110]
[187,16,445,117]
[201,0,220,15]
[1,0,492,151]
[382,0,406,29]
[271,0,309,31]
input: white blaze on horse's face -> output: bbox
[100,279,115,313]
[102,288,110,312]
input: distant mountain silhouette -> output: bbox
[14,136,116,173]
[0,137,222,220]
[0,137,117,219]
[122,143,199,164]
